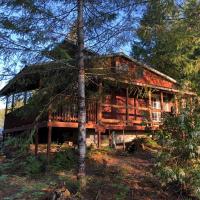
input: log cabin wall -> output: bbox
[115,56,177,89]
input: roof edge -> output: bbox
[99,53,177,84]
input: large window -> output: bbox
[151,99,161,122]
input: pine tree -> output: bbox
[0,0,142,181]
[132,0,200,88]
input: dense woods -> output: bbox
[0,0,200,199]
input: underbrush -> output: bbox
[154,107,200,199]
[50,148,76,171]
[126,136,161,153]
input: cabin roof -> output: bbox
[0,60,74,96]
[0,53,192,96]
[99,53,177,84]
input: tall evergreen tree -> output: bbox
[0,0,143,180]
[132,0,200,89]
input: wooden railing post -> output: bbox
[97,82,102,124]
[11,94,14,111]
[47,126,52,161]
[134,97,137,120]
[24,91,27,105]
[148,89,152,126]
[5,95,8,115]
[174,94,178,116]
[160,91,164,119]
[97,131,101,148]
[35,127,39,156]
[48,104,52,122]
[126,88,129,125]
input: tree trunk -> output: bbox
[77,0,86,182]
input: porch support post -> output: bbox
[160,92,164,119]
[126,88,129,125]
[11,94,14,111]
[123,129,125,150]
[148,89,152,125]
[24,91,27,105]
[97,82,102,124]
[47,126,52,160]
[5,95,8,115]
[134,97,137,120]
[35,128,39,156]
[174,94,178,116]
[108,129,112,147]
[97,131,101,148]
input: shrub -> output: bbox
[51,148,76,171]
[25,155,46,176]
[155,107,200,198]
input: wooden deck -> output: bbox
[3,93,167,134]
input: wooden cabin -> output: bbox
[0,41,196,155]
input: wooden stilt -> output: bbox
[11,94,14,111]
[5,96,8,115]
[123,129,125,151]
[174,94,178,116]
[35,128,39,156]
[97,82,103,124]
[148,89,152,126]
[126,88,129,125]
[160,92,164,120]
[134,97,137,120]
[47,126,52,160]
[97,131,101,148]
[24,91,27,105]
[108,129,112,147]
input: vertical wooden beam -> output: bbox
[11,94,14,111]
[47,126,52,160]
[123,129,125,151]
[148,89,152,124]
[35,128,39,156]
[126,88,129,125]
[97,82,103,124]
[174,94,178,116]
[24,91,27,105]
[108,129,112,147]
[134,97,137,120]
[5,96,8,115]
[160,92,164,112]
[97,131,101,148]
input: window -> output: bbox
[152,99,161,109]
[152,99,161,122]
[135,68,144,79]
[152,112,161,122]
[116,63,129,72]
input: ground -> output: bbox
[0,143,183,200]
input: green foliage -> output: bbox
[51,148,76,171]
[25,155,46,176]
[132,0,200,90]
[155,106,200,198]
[3,131,34,157]
[112,183,129,200]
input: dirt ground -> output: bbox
[84,149,178,200]
[0,145,182,200]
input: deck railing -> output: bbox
[49,96,97,123]
[48,95,165,127]
[4,94,169,130]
